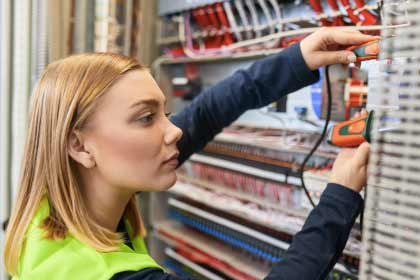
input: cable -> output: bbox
[340,0,362,24]
[299,65,332,208]
[234,0,253,40]
[326,0,346,26]
[223,1,243,41]
[268,0,283,33]
[301,65,367,243]
[299,66,366,278]
[245,0,262,38]
[308,0,331,27]
[257,0,275,34]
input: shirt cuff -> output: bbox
[285,42,320,87]
[321,183,364,215]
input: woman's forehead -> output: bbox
[103,70,165,107]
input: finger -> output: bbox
[354,142,371,167]
[321,27,363,35]
[315,50,357,66]
[338,148,357,159]
[361,109,369,117]
[342,29,363,33]
[324,29,378,46]
[353,109,368,119]
[341,29,379,36]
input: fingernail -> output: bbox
[347,53,357,63]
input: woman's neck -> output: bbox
[80,170,133,232]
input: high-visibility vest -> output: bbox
[14,198,161,280]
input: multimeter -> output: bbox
[327,39,384,147]
[346,39,380,62]
[327,111,374,147]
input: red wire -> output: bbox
[354,0,377,25]
[340,0,361,24]
[192,8,209,27]
[205,5,223,47]
[326,0,346,26]
[309,0,331,26]
[214,3,234,45]
[192,8,218,48]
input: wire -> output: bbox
[257,0,275,34]
[223,1,243,41]
[298,65,367,278]
[245,0,262,38]
[234,0,253,40]
[300,65,367,248]
[299,65,332,208]
[181,12,231,58]
[226,23,406,50]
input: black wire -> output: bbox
[299,65,332,208]
[298,65,365,276]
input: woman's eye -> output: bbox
[165,112,172,118]
[137,113,155,124]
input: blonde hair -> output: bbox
[3,53,146,275]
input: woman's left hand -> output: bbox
[300,27,380,70]
[329,110,371,193]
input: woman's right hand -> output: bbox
[329,111,371,193]
[300,28,379,70]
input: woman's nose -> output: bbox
[164,120,183,145]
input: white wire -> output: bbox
[227,23,410,50]
[269,0,284,32]
[258,0,275,34]
[234,0,253,40]
[174,0,408,56]
[245,0,262,37]
[223,1,243,41]
[257,0,282,48]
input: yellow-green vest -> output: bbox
[14,198,161,280]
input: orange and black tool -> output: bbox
[346,39,380,62]
[327,111,374,147]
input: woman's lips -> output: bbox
[163,158,179,167]
[163,152,180,167]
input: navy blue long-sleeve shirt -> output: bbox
[112,43,364,280]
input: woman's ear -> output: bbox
[68,130,96,169]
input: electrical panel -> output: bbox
[150,0,386,279]
[359,0,420,279]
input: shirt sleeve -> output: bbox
[264,183,363,280]
[111,183,363,280]
[170,43,320,165]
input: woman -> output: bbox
[3,28,374,280]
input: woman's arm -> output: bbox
[265,136,370,280]
[111,184,362,280]
[171,43,319,164]
[171,28,376,164]
[265,183,362,280]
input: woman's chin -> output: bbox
[157,172,178,191]
[133,172,178,192]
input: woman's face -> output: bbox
[82,69,183,192]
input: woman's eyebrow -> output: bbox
[129,98,162,109]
